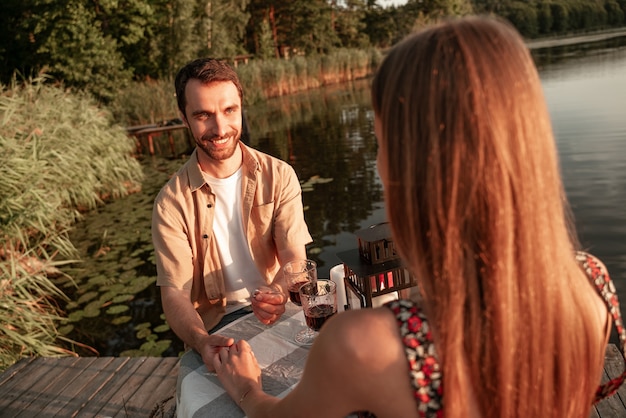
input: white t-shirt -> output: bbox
[204,168,264,314]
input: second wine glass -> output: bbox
[296,279,337,346]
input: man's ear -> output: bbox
[241,110,250,146]
[180,112,189,128]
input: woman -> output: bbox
[213,16,625,417]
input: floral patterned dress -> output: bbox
[385,251,626,417]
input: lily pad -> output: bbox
[111,315,132,325]
[106,305,129,315]
[136,328,152,339]
[67,310,85,322]
[125,275,155,294]
[58,324,75,335]
[88,275,112,286]
[153,324,170,333]
[66,301,79,310]
[139,339,171,356]
[135,322,151,330]
[112,294,134,303]
[77,291,99,305]
[83,301,102,317]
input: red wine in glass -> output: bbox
[284,259,317,307]
[304,304,336,331]
[288,280,309,306]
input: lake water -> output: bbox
[63,36,626,356]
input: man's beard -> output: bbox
[196,131,240,161]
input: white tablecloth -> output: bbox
[177,264,396,418]
[177,303,310,418]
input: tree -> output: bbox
[333,0,371,48]
[30,0,132,101]
[257,17,277,59]
[537,1,554,34]
[363,3,397,48]
[284,0,341,55]
[204,0,251,59]
[93,0,161,79]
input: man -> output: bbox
[151,58,312,372]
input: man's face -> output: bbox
[182,79,242,162]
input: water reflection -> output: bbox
[246,80,384,276]
[62,36,626,356]
[538,37,626,316]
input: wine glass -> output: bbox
[296,279,337,346]
[284,259,317,345]
[284,259,317,306]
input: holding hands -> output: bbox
[198,333,235,373]
[213,340,262,408]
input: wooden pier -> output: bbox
[0,356,178,417]
[127,122,187,156]
[0,344,625,417]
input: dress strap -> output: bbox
[575,251,626,402]
[385,299,443,417]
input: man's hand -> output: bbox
[198,333,235,372]
[250,286,286,325]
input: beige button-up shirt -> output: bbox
[152,143,312,331]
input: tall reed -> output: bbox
[109,47,383,127]
[0,77,144,371]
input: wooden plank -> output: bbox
[107,358,179,418]
[97,357,177,417]
[122,357,179,412]
[592,344,626,418]
[68,357,135,417]
[0,357,35,386]
[0,357,178,418]
[15,357,100,417]
[18,357,125,418]
[70,357,152,417]
[0,356,83,415]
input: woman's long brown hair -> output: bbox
[372,16,605,418]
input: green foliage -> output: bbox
[0,77,144,369]
[605,0,625,25]
[1,0,625,97]
[286,0,341,54]
[363,3,397,48]
[0,252,78,372]
[111,47,381,126]
[108,77,179,126]
[537,1,554,34]
[550,0,571,32]
[504,1,539,37]
[257,18,277,59]
[205,0,252,59]
[32,1,132,102]
[335,0,371,49]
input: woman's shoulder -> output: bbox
[314,306,405,375]
[309,306,420,416]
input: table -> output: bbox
[177,302,310,418]
[176,266,396,418]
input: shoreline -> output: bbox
[525,27,626,49]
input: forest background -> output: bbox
[3,0,626,105]
[1,0,626,371]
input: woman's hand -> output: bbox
[213,340,262,407]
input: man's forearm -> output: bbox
[161,287,209,351]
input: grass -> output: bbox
[0,76,144,371]
[110,47,383,127]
